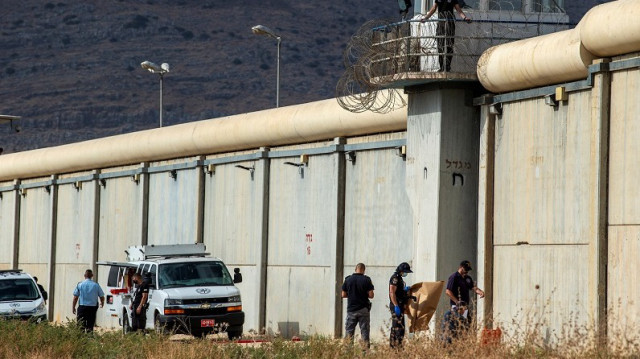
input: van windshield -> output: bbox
[0,279,41,301]
[158,262,233,289]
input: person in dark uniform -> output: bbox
[445,260,484,328]
[33,276,48,305]
[388,262,413,348]
[341,263,375,347]
[421,0,471,72]
[130,272,150,332]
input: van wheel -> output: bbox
[154,313,166,335]
[227,329,242,340]
[122,312,132,334]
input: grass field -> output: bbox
[1,319,638,359]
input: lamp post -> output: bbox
[252,25,281,108]
[140,61,170,127]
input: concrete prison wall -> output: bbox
[0,96,425,338]
[477,48,640,343]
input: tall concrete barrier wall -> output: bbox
[0,90,483,340]
[1,130,435,339]
[606,55,640,338]
[478,52,640,344]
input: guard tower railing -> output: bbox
[369,18,570,87]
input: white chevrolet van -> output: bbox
[99,244,243,338]
[0,269,47,323]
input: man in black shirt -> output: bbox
[341,263,375,347]
[446,260,484,328]
[130,273,150,332]
[388,262,413,348]
[421,0,472,72]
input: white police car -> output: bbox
[0,269,47,323]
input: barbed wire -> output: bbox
[336,1,569,113]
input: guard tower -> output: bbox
[337,0,571,315]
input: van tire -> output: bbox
[154,313,166,335]
[122,312,132,334]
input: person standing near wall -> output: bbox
[33,276,48,305]
[130,272,150,333]
[421,0,472,72]
[72,269,105,333]
[388,262,413,348]
[341,263,375,347]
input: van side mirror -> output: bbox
[233,268,242,284]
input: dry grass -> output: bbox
[0,318,638,359]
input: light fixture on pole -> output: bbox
[252,25,281,108]
[140,61,170,127]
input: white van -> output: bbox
[0,269,47,323]
[98,244,243,338]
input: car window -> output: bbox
[0,279,41,301]
[158,262,233,288]
[107,266,120,287]
[148,265,157,289]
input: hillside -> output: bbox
[0,1,598,154]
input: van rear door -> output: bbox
[97,262,138,326]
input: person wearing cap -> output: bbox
[388,262,413,348]
[445,260,484,325]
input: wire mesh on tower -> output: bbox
[336,19,407,114]
[337,1,569,113]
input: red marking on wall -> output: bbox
[305,234,313,255]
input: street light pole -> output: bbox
[252,25,281,108]
[140,61,170,127]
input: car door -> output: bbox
[96,261,138,327]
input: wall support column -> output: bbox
[333,137,346,338]
[139,162,150,246]
[11,180,21,269]
[588,59,611,344]
[476,96,495,328]
[47,175,59,320]
[91,170,101,276]
[257,147,271,333]
[195,156,206,244]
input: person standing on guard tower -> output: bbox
[388,262,412,348]
[421,0,472,72]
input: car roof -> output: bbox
[0,270,34,280]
